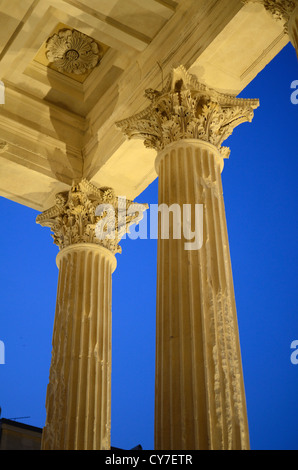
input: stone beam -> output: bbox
[242,0,298,55]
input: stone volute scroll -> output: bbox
[116,65,260,164]
[36,178,148,255]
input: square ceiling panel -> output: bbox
[33,22,110,83]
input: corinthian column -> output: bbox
[243,0,298,57]
[36,179,147,450]
[116,66,259,450]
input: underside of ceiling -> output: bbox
[0,0,289,210]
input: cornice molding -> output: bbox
[116,65,259,158]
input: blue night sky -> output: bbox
[0,42,297,451]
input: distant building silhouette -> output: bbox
[0,417,142,451]
[0,418,42,450]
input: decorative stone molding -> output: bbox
[116,65,259,158]
[46,29,103,75]
[36,179,147,254]
[242,0,298,33]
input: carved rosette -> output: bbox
[36,179,147,254]
[242,0,298,33]
[46,29,102,75]
[116,66,259,158]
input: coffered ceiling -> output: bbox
[0,0,289,210]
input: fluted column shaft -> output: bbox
[37,179,147,450]
[115,65,259,451]
[42,243,116,450]
[154,140,249,450]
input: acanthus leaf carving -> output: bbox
[36,179,148,254]
[116,65,259,157]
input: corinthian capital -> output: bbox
[242,0,298,32]
[36,179,147,254]
[116,65,259,158]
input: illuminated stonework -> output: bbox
[45,29,103,75]
[243,0,298,32]
[1,0,293,452]
[37,179,148,450]
[116,65,259,159]
[117,65,259,450]
[36,179,147,254]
